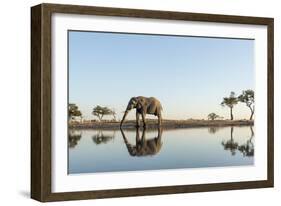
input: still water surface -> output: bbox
[68,126,254,174]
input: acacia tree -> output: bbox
[221,92,238,120]
[238,89,255,120]
[92,105,114,121]
[68,103,82,122]
[207,113,220,120]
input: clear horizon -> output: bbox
[68,31,254,121]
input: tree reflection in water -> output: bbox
[238,127,254,157]
[68,130,82,148]
[92,130,116,145]
[120,127,163,157]
[221,127,238,155]
[208,127,220,134]
[221,126,254,157]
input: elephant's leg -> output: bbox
[140,127,146,146]
[136,127,141,142]
[141,112,146,127]
[156,127,163,145]
[136,112,140,128]
[158,113,162,127]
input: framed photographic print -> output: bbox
[31,3,274,202]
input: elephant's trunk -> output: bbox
[120,110,129,127]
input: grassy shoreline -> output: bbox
[69,119,254,130]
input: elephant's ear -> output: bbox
[136,97,145,109]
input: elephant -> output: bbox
[120,127,163,157]
[120,96,163,128]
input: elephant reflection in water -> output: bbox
[120,127,163,157]
[68,130,82,148]
[222,126,254,157]
[92,130,116,145]
[238,127,254,157]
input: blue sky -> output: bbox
[68,31,254,120]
